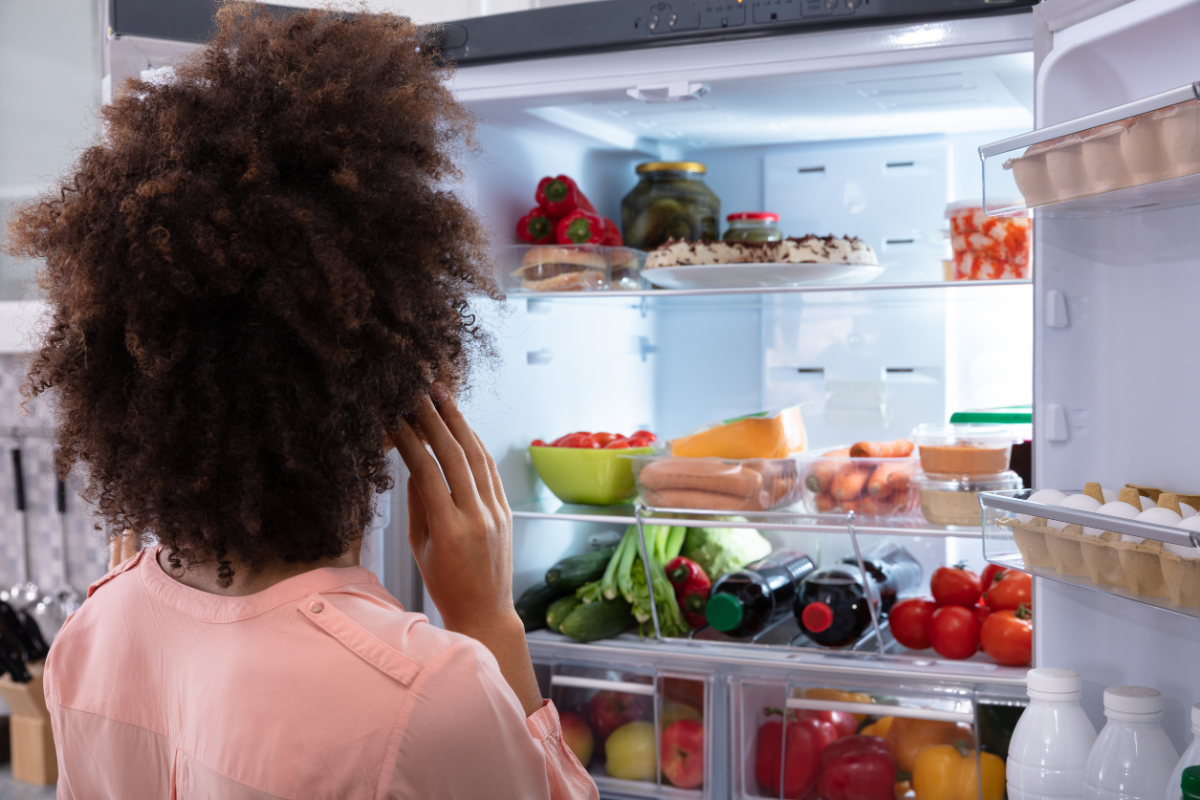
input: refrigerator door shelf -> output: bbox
[980,81,1200,217]
[981,490,1200,623]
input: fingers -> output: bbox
[433,385,495,497]
[413,393,481,501]
[406,476,430,552]
[473,430,510,519]
[392,417,453,512]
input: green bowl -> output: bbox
[529,446,655,506]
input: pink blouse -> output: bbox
[44,547,599,799]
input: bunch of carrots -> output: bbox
[805,439,917,517]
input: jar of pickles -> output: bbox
[620,162,720,251]
[723,212,782,242]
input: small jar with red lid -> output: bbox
[723,212,782,242]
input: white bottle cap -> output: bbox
[1103,686,1163,721]
[1192,702,1200,735]
[1026,668,1083,700]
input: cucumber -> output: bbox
[545,546,617,593]
[546,596,583,633]
[560,597,633,642]
[515,582,562,632]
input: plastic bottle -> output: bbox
[705,550,816,638]
[1006,668,1099,800]
[1182,766,1200,800]
[793,542,923,647]
[1082,686,1179,800]
[1167,704,1200,800]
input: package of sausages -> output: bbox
[799,441,922,520]
[632,456,804,512]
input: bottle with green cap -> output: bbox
[1183,767,1200,800]
[1168,704,1200,800]
[704,550,815,638]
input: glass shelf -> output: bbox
[980,490,1200,621]
[981,81,1200,218]
[506,277,1031,301]
[511,497,983,538]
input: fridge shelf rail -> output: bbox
[511,498,983,538]
[980,489,1200,622]
[506,277,1031,300]
[980,81,1200,218]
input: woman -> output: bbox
[6,5,598,798]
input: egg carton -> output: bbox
[988,485,1200,608]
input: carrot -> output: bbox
[867,463,913,497]
[807,447,852,493]
[831,464,869,501]
[849,439,914,458]
[839,497,862,513]
[815,492,837,512]
[861,495,894,516]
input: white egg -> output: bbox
[1047,493,1101,531]
[1168,515,1200,557]
[1178,515,1200,531]
[1102,488,1118,503]
[1139,495,1156,511]
[1082,500,1141,537]
[1181,503,1198,519]
[1018,488,1068,523]
[1121,506,1184,543]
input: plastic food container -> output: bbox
[945,201,1031,281]
[529,446,654,506]
[913,423,1014,476]
[631,455,803,512]
[916,471,1023,527]
[950,407,1032,490]
[497,244,645,293]
[799,453,921,519]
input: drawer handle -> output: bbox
[786,697,972,723]
[550,676,656,696]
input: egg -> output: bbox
[1047,493,1101,531]
[1018,488,1068,523]
[1139,495,1156,511]
[1121,506,1184,543]
[1082,500,1141,537]
[1166,515,1200,558]
[1181,503,1198,519]
[1102,488,1118,503]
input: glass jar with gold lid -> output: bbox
[620,162,720,251]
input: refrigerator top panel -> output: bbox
[429,0,1038,65]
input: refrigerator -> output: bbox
[101,0,1200,796]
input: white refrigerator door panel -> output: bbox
[1033,0,1200,751]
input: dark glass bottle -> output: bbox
[705,550,816,638]
[794,543,922,648]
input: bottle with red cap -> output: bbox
[704,550,816,638]
[794,542,922,648]
[723,212,782,242]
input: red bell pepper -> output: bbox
[557,210,609,245]
[665,557,711,629]
[816,735,896,800]
[755,712,837,798]
[536,175,596,218]
[601,217,623,246]
[516,206,558,244]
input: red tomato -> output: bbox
[889,598,936,650]
[603,439,633,449]
[627,437,653,448]
[981,563,1008,592]
[929,605,981,660]
[531,439,546,447]
[797,709,856,740]
[633,430,658,442]
[592,432,618,446]
[931,565,982,607]
[577,435,601,449]
[980,604,1032,666]
[551,431,588,446]
[985,570,1032,611]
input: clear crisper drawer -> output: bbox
[981,490,1200,621]
[981,81,1200,217]
[730,676,1021,800]
[549,661,711,798]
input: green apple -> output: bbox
[604,721,656,781]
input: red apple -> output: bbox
[587,691,650,744]
[661,719,704,789]
[560,712,594,766]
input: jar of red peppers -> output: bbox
[621,162,720,251]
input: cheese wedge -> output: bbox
[670,406,807,460]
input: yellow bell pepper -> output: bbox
[804,687,874,723]
[885,717,975,772]
[912,745,1005,800]
[861,715,896,739]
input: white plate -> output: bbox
[642,262,885,290]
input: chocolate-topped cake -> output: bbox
[645,235,876,269]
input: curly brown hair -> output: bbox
[5,3,496,577]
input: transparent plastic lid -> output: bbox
[912,424,1013,447]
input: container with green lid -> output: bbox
[621,161,720,251]
[1183,766,1200,800]
[950,406,1032,488]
